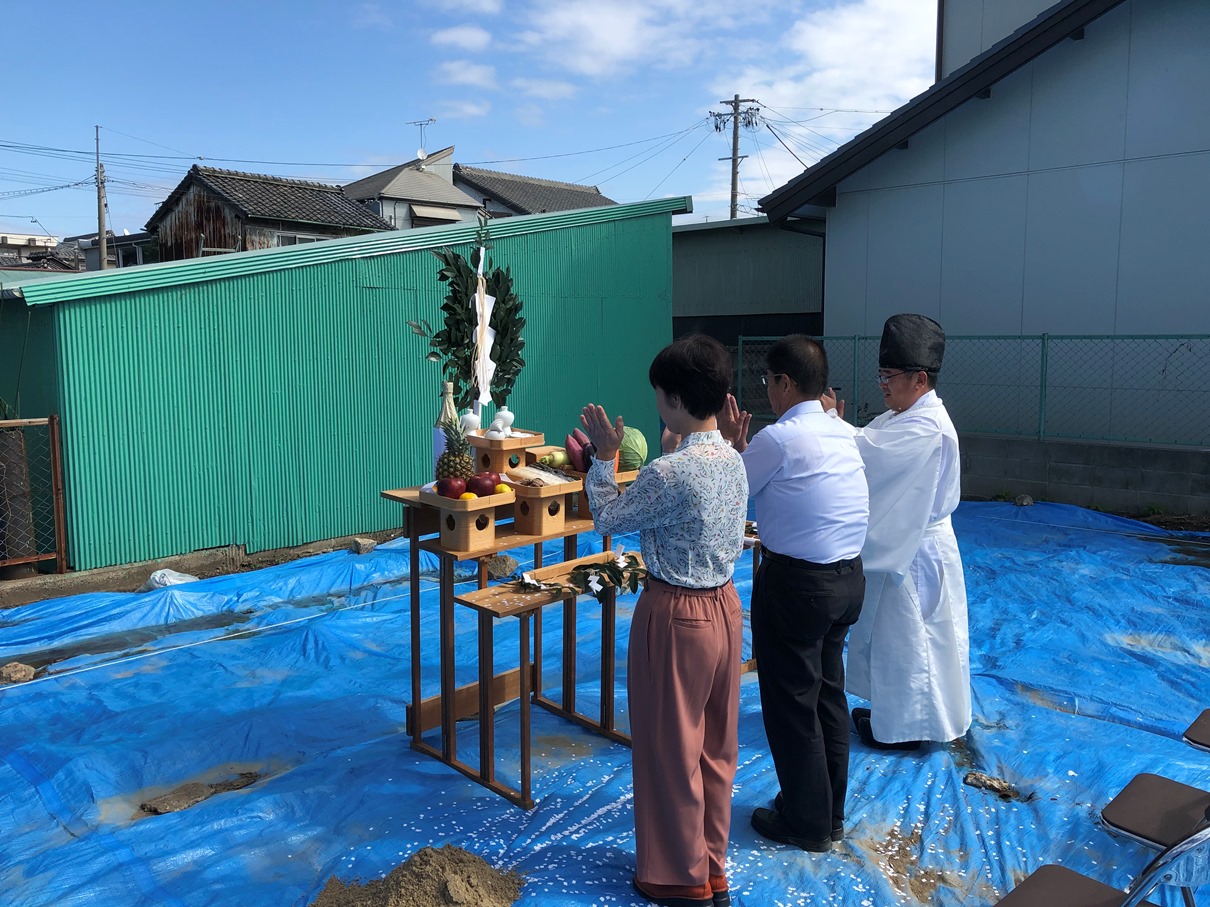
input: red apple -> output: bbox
[477,470,502,486]
[466,474,499,497]
[436,477,467,499]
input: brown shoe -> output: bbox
[709,873,730,907]
[632,875,713,907]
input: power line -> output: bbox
[643,130,715,200]
[576,124,703,184]
[765,123,810,168]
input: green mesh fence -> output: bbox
[738,335,1210,446]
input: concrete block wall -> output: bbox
[960,435,1210,515]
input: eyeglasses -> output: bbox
[876,370,910,385]
[761,373,784,386]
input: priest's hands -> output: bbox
[580,404,624,463]
[719,394,751,453]
[821,387,845,419]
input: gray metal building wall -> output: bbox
[825,0,1210,340]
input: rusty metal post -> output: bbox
[49,415,67,573]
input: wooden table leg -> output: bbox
[520,612,533,808]
[478,612,495,784]
[534,542,544,569]
[478,559,488,589]
[408,507,422,744]
[440,556,456,761]
[562,594,577,714]
[600,586,616,732]
[533,609,543,699]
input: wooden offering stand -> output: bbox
[467,429,545,474]
[418,486,516,550]
[506,476,581,537]
[381,478,620,810]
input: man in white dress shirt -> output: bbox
[721,335,870,852]
[835,314,972,751]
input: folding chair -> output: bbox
[1100,773,1210,907]
[1184,709,1210,754]
[992,813,1210,906]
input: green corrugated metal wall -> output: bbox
[37,204,679,569]
[0,295,57,418]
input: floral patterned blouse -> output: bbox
[585,430,748,588]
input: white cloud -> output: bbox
[438,0,503,12]
[513,103,547,128]
[436,61,497,89]
[351,3,393,29]
[693,0,936,217]
[511,77,577,101]
[438,99,492,119]
[431,25,492,51]
[514,0,737,78]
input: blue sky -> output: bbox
[1,0,935,240]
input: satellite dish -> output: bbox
[416,148,428,161]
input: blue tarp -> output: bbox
[0,501,1207,906]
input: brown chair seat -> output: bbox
[1101,773,1210,848]
[1184,709,1210,753]
[993,864,1158,907]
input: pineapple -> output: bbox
[435,418,475,481]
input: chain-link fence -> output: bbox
[738,335,1210,446]
[0,417,66,575]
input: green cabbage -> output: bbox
[618,426,648,471]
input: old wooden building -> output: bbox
[146,165,393,262]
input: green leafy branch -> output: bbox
[406,218,526,412]
[509,553,647,601]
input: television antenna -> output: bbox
[408,117,437,161]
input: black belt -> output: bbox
[761,548,861,574]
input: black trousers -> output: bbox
[751,550,865,840]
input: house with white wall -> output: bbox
[761,0,1210,338]
[760,0,1210,513]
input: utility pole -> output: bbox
[710,95,760,219]
[95,125,108,270]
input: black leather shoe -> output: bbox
[751,807,833,852]
[772,792,844,841]
[631,875,713,907]
[852,708,923,751]
[712,889,731,907]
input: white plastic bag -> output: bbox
[137,568,199,593]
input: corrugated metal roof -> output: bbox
[0,268,83,287]
[453,164,616,214]
[145,165,393,232]
[20,197,693,306]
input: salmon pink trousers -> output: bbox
[628,576,743,888]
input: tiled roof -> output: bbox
[146,165,393,232]
[452,165,616,214]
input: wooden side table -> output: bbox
[380,486,616,808]
[451,550,638,808]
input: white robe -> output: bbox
[843,391,972,744]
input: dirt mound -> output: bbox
[310,844,522,907]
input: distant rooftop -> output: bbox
[146,165,393,232]
[453,164,615,215]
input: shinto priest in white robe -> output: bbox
[842,390,971,744]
